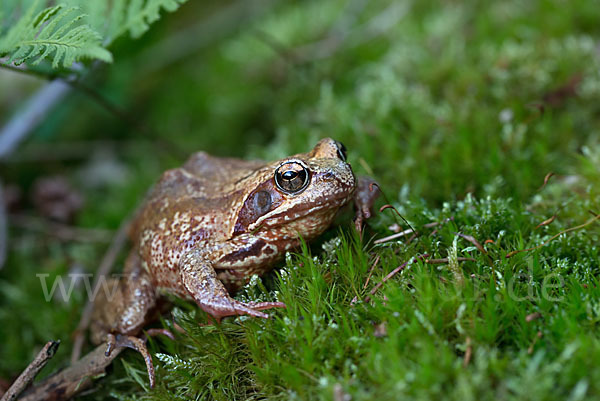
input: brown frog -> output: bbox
[89,138,378,387]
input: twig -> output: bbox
[0,80,71,160]
[423,217,454,228]
[506,213,600,258]
[373,228,415,244]
[456,233,487,254]
[363,254,428,303]
[528,331,543,354]
[1,340,60,401]
[0,62,65,80]
[19,342,123,401]
[463,337,472,368]
[374,217,454,244]
[0,180,6,269]
[0,64,185,162]
[538,172,555,191]
[71,218,131,363]
[362,254,381,290]
[9,214,113,243]
[378,204,415,234]
[535,215,556,229]
[425,257,475,264]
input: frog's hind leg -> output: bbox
[90,252,171,387]
[180,250,286,321]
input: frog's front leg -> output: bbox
[354,176,381,232]
[180,250,285,321]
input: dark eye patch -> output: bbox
[233,186,282,235]
[252,190,272,215]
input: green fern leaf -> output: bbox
[109,0,187,42]
[0,2,113,68]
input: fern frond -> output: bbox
[108,0,187,43]
[0,0,189,71]
[0,2,112,69]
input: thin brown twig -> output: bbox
[406,232,418,244]
[363,254,428,303]
[19,342,123,401]
[506,213,600,258]
[0,64,185,161]
[373,228,415,244]
[0,62,64,80]
[528,331,543,354]
[374,217,455,245]
[71,218,131,363]
[455,232,495,282]
[423,217,454,228]
[526,312,542,322]
[425,257,476,264]
[538,172,555,191]
[63,78,186,160]
[1,340,60,401]
[535,215,556,229]
[378,204,416,237]
[0,79,71,160]
[362,254,381,290]
[463,337,472,368]
[456,233,487,254]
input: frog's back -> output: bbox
[130,152,266,292]
[133,151,266,238]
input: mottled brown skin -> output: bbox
[89,138,378,386]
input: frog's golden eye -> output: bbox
[274,161,309,194]
[334,140,347,162]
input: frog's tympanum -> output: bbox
[90,138,378,386]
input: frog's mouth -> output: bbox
[251,189,354,231]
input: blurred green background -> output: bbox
[1,0,600,400]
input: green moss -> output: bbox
[1,0,599,400]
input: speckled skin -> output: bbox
[90,138,373,345]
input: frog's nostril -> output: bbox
[323,171,334,180]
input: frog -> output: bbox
[89,138,379,387]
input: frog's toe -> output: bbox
[145,328,176,341]
[246,301,286,311]
[107,333,156,388]
[232,300,286,319]
[233,304,270,319]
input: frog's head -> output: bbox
[233,138,356,239]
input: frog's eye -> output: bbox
[274,161,310,194]
[334,140,347,162]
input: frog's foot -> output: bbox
[181,250,286,321]
[105,333,155,387]
[199,299,286,321]
[104,329,175,388]
[353,176,380,232]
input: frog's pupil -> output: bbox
[282,170,298,181]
